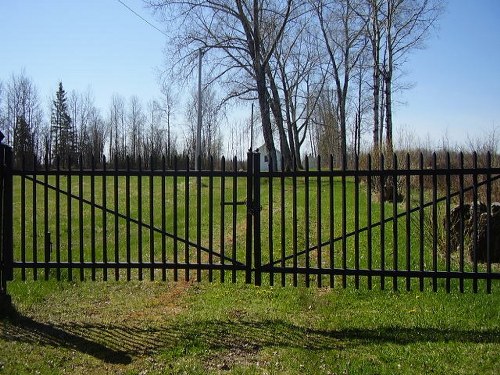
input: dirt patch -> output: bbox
[204,340,261,372]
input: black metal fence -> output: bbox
[1,143,500,295]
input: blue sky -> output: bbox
[1,0,499,148]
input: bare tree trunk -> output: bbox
[266,66,294,170]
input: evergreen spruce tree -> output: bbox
[13,115,35,167]
[50,82,75,164]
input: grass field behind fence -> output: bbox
[10,171,500,291]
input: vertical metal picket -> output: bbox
[253,152,262,286]
[245,151,253,284]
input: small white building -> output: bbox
[254,144,282,172]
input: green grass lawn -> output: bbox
[1,279,499,374]
[2,171,500,373]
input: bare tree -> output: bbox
[313,0,368,166]
[69,89,106,165]
[363,0,443,155]
[146,0,300,170]
[273,18,327,168]
[145,99,167,166]
[157,78,177,164]
[3,72,44,166]
[108,94,127,164]
[185,85,225,164]
[127,95,146,164]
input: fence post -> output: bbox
[0,142,14,313]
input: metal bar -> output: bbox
[280,159,286,287]
[405,153,411,291]
[55,157,61,280]
[173,157,179,281]
[223,201,246,206]
[305,156,310,287]
[149,155,155,281]
[354,154,360,289]
[445,152,451,292]
[102,156,107,281]
[184,159,190,281]
[253,152,261,286]
[341,155,347,288]
[126,157,131,281]
[268,160,274,286]
[161,156,167,281]
[316,155,322,288]
[220,157,226,282]
[380,154,385,290]
[392,154,398,291]
[245,152,253,284]
[79,155,84,281]
[329,155,334,288]
[114,157,119,281]
[138,157,143,281]
[292,156,298,287]
[486,152,492,293]
[220,156,226,282]
[367,154,373,290]
[91,155,96,281]
[419,153,424,291]
[208,156,214,282]
[472,152,478,293]
[32,157,38,280]
[459,153,465,292]
[432,153,438,292]
[196,158,202,282]
[21,156,26,280]
[44,156,49,280]
[231,156,237,283]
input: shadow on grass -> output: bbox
[2,311,499,361]
[1,309,132,364]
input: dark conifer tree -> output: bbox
[50,82,75,164]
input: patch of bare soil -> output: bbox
[204,340,261,372]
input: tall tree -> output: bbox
[3,72,44,165]
[185,85,225,164]
[146,0,298,170]
[128,95,146,164]
[157,79,177,164]
[273,20,326,168]
[51,82,74,163]
[363,0,443,155]
[108,94,127,164]
[313,0,368,166]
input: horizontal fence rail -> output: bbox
[1,150,500,293]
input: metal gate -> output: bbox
[1,142,500,297]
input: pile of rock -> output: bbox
[446,202,500,263]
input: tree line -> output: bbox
[147,0,443,169]
[0,71,232,169]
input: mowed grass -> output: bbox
[2,171,500,373]
[1,279,499,374]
